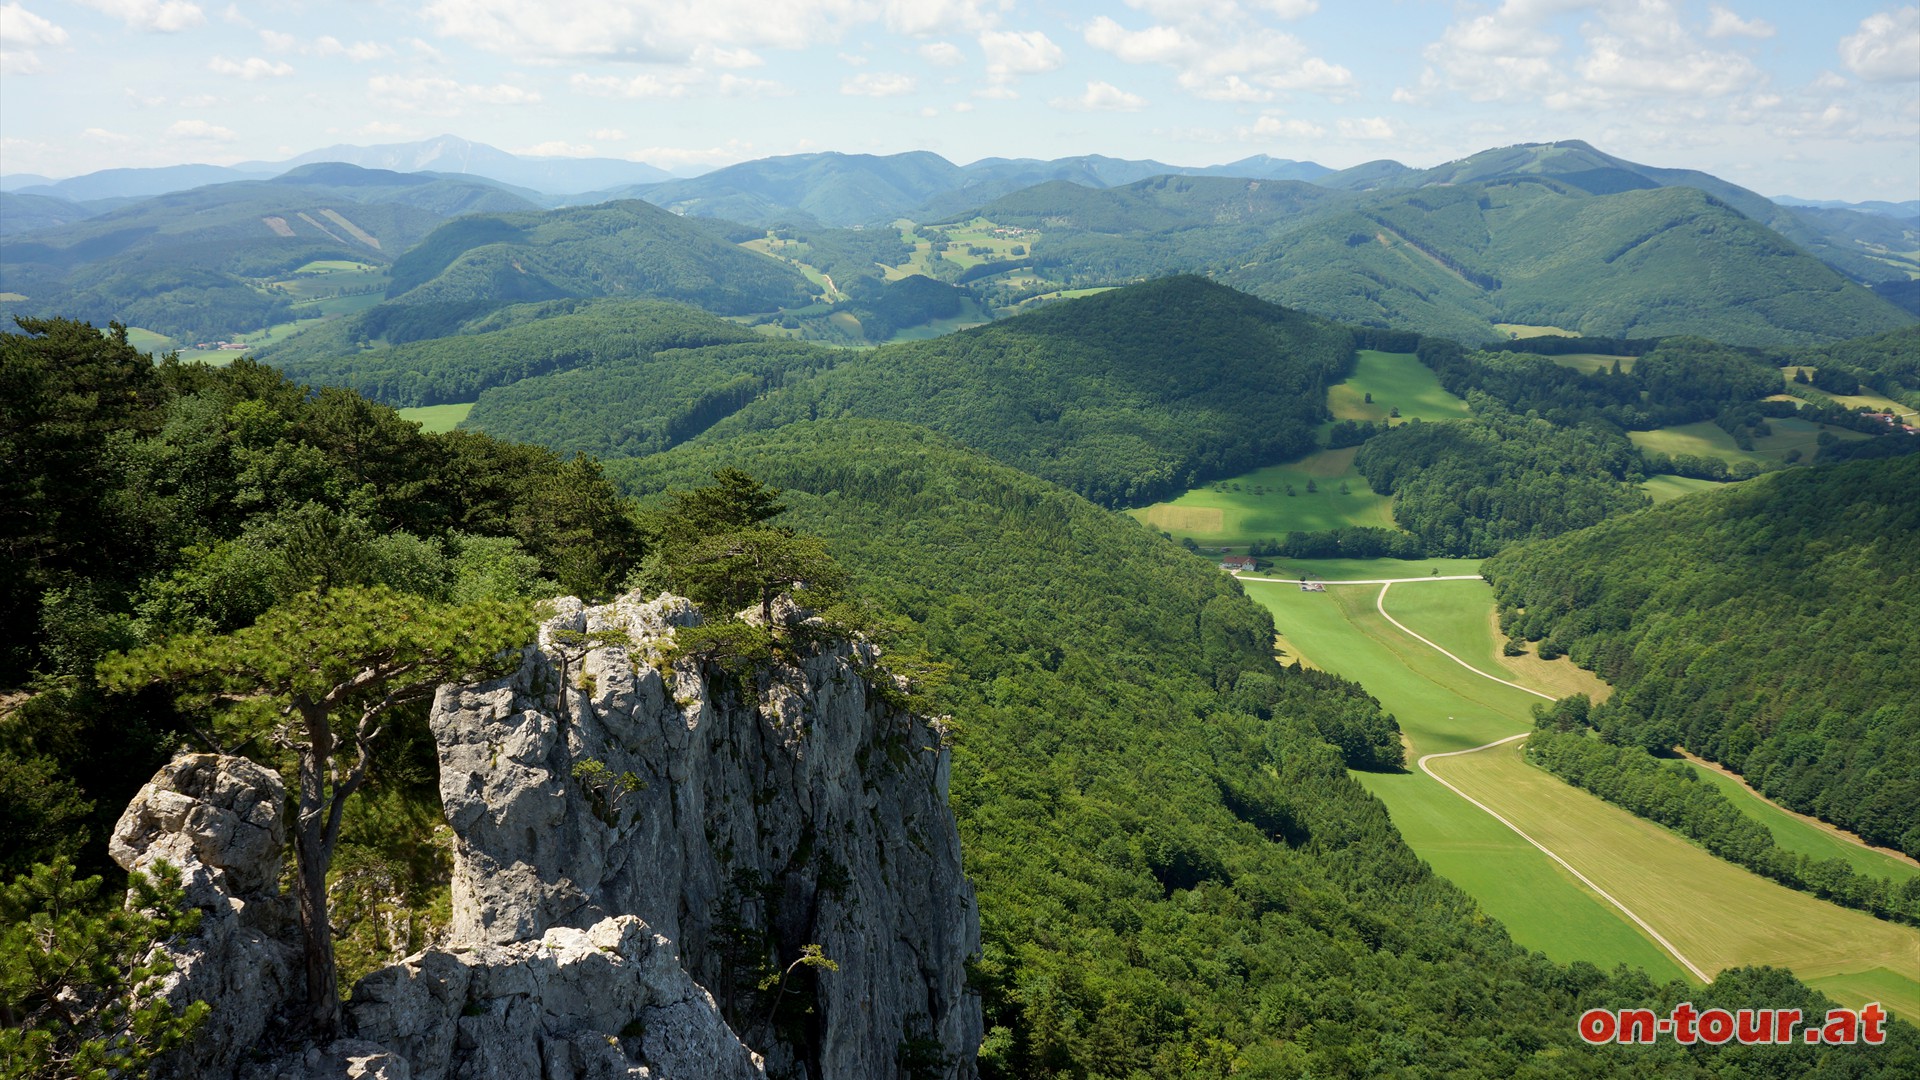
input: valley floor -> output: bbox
[1242,574,1920,1021]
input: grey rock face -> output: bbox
[241,1040,412,1080]
[347,915,763,1080]
[110,754,302,1079]
[426,592,981,1078]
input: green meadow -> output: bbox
[1129,447,1395,547]
[1245,556,1485,582]
[1546,352,1637,374]
[1641,475,1726,503]
[1245,575,1920,1018]
[1326,349,1474,426]
[1630,417,1870,467]
[1676,758,1920,884]
[1775,370,1917,420]
[396,402,474,433]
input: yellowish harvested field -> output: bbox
[1430,743,1920,1019]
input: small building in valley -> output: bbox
[1220,555,1257,574]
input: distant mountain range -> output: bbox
[2,139,1913,348]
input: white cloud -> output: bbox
[357,121,418,138]
[884,0,996,36]
[1,3,66,45]
[422,0,868,61]
[838,50,868,66]
[72,0,204,33]
[1086,12,1349,99]
[368,75,541,113]
[697,44,764,68]
[1839,7,1920,82]
[1706,5,1774,39]
[951,100,973,112]
[207,55,293,79]
[1085,17,1196,65]
[81,127,132,143]
[571,71,697,98]
[1251,0,1317,16]
[515,141,597,157]
[919,40,964,66]
[570,68,785,99]
[842,71,916,96]
[1052,80,1147,111]
[589,128,626,141]
[259,28,295,51]
[168,119,237,140]
[978,28,1063,82]
[1337,116,1396,140]
[1580,35,1761,97]
[1245,115,1324,138]
[315,36,392,62]
[626,138,754,168]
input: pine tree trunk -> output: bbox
[294,704,341,1036]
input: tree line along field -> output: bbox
[1242,576,1920,1020]
[1673,758,1920,885]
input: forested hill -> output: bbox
[0,166,540,341]
[1483,454,1920,857]
[1222,181,1910,346]
[609,419,1915,1076]
[376,199,813,317]
[703,276,1352,506]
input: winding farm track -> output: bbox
[1262,574,1715,983]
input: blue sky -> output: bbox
[2,1,1916,200]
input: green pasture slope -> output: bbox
[1130,350,1472,548]
[396,402,474,433]
[1641,475,1726,503]
[1326,349,1474,426]
[1547,352,1638,375]
[1246,575,1920,1017]
[1631,417,1870,467]
[1128,447,1393,547]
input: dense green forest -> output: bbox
[1483,455,1920,857]
[379,199,813,316]
[1353,396,1651,556]
[706,277,1354,506]
[1526,720,1920,925]
[264,297,771,407]
[0,317,639,885]
[612,420,1915,1077]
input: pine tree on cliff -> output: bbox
[100,587,533,1035]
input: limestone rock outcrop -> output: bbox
[418,592,981,1078]
[110,754,302,1078]
[347,915,763,1080]
[110,592,980,1078]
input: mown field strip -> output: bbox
[1250,574,1920,1016]
[1375,580,1920,1019]
[1246,580,1689,977]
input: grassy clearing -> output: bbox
[1246,575,1920,1015]
[740,235,838,299]
[1128,447,1395,547]
[1013,286,1118,309]
[1641,475,1725,503]
[1675,759,1920,884]
[1630,418,1870,467]
[1382,579,1613,703]
[121,327,177,354]
[1493,323,1579,338]
[1777,370,1917,419]
[1547,352,1637,374]
[396,402,474,433]
[1326,350,1472,427]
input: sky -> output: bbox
[2,1,1916,201]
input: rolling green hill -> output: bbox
[378,199,813,319]
[1225,179,1912,345]
[1483,454,1920,858]
[702,276,1353,506]
[0,165,540,341]
[1313,139,1920,287]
